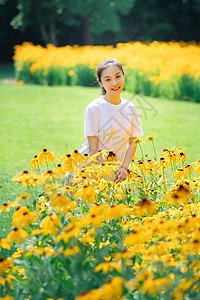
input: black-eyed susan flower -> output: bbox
[38,169,62,182]
[75,289,102,300]
[193,160,200,175]
[100,277,126,299]
[50,193,77,213]
[124,230,149,247]
[60,153,76,173]
[12,170,38,186]
[103,204,128,221]
[0,258,11,276]
[32,214,60,236]
[12,206,38,228]
[145,134,156,142]
[0,275,16,288]
[52,164,66,178]
[56,223,81,244]
[135,198,158,217]
[94,261,122,273]
[75,185,97,204]
[71,149,85,166]
[141,277,170,296]
[0,238,11,250]
[6,227,28,245]
[177,152,188,163]
[38,148,57,167]
[16,193,31,201]
[174,168,189,180]
[0,201,19,214]
[63,246,81,256]
[30,154,39,170]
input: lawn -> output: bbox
[0,65,200,239]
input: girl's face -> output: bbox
[98,64,125,95]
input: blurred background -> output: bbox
[0,0,200,63]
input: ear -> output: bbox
[98,80,103,88]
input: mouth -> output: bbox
[111,86,120,91]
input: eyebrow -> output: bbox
[104,72,121,79]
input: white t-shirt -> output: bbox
[78,96,144,162]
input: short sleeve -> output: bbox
[130,105,144,137]
[84,105,99,138]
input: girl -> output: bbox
[78,58,144,183]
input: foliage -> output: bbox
[0,138,200,299]
[4,0,135,45]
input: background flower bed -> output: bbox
[0,140,200,299]
[13,41,200,102]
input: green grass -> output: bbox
[0,65,200,240]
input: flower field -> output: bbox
[13,41,200,102]
[1,137,200,299]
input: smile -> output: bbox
[111,87,120,91]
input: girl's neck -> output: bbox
[103,93,121,105]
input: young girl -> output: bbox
[78,58,144,183]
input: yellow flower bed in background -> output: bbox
[13,41,200,102]
[13,41,200,82]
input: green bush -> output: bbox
[14,61,200,102]
[71,64,97,87]
[15,61,33,83]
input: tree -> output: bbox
[120,0,200,42]
[6,0,136,45]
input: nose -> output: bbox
[111,79,117,86]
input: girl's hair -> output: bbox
[96,58,124,95]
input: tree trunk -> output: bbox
[81,15,93,45]
[50,18,57,46]
[32,0,57,46]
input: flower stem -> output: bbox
[138,142,145,162]
[151,141,157,161]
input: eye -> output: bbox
[105,78,110,82]
[116,75,121,78]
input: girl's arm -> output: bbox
[114,137,137,183]
[88,136,99,156]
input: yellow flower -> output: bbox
[12,170,38,186]
[32,214,60,236]
[12,248,23,259]
[135,198,158,217]
[56,223,81,244]
[52,164,66,178]
[12,206,38,228]
[68,69,74,76]
[75,185,97,204]
[38,148,57,166]
[63,246,81,256]
[17,80,23,85]
[99,239,110,249]
[6,228,28,245]
[141,277,170,296]
[145,134,156,142]
[0,258,11,276]
[177,152,188,163]
[0,201,19,214]
[50,193,77,213]
[94,261,122,273]
[60,153,76,173]
[38,169,63,182]
[30,154,39,170]
[16,193,31,201]
[0,238,11,250]
[193,160,200,175]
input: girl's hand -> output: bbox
[114,167,127,183]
